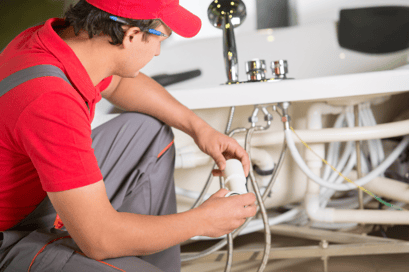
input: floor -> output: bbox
[181,225,409,272]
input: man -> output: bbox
[0,0,257,271]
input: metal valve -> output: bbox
[272,60,288,79]
[245,59,267,81]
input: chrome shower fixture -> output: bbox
[208,0,247,83]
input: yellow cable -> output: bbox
[290,126,406,211]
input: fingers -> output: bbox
[231,192,256,208]
[213,153,227,172]
[243,203,257,218]
[212,169,223,177]
[212,188,230,197]
[221,141,250,177]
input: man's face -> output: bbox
[122,24,172,78]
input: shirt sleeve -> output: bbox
[14,90,103,192]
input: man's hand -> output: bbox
[192,124,250,177]
[195,189,257,237]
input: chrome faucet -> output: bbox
[208,0,246,83]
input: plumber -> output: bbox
[0,0,257,271]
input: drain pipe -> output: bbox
[305,103,344,222]
[280,103,409,224]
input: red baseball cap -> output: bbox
[85,0,202,38]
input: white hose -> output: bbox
[191,208,300,240]
[285,129,409,191]
[175,186,211,200]
[322,113,345,180]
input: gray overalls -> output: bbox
[0,65,180,272]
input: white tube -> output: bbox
[250,148,275,173]
[190,208,300,240]
[306,193,409,224]
[325,111,356,184]
[362,176,409,204]
[223,159,248,196]
[175,152,211,169]
[236,119,409,146]
[360,105,378,168]
[284,129,409,191]
[175,186,211,200]
[322,113,345,180]
[251,147,275,187]
[366,104,385,163]
[239,208,300,235]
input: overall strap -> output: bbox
[0,65,72,98]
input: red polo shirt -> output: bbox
[0,18,112,230]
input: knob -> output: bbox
[246,59,267,81]
[272,60,288,79]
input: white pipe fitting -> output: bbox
[223,159,248,196]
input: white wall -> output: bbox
[163,0,257,47]
[292,0,409,25]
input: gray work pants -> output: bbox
[0,112,180,272]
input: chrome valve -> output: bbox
[272,60,288,79]
[245,59,267,81]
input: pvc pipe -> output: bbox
[175,152,211,169]
[190,208,300,240]
[251,147,275,187]
[361,176,409,204]
[236,119,409,146]
[175,186,211,200]
[223,159,248,196]
[306,194,409,224]
[284,129,409,191]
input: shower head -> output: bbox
[208,0,247,29]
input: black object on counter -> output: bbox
[151,69,202,87]
[338,6,409,54]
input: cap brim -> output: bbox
[160,5,202,38]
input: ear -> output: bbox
[122,27,141,48]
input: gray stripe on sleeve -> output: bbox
[0,65,72,98]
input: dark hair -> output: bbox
[64,0,162,45]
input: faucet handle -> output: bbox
[246,59,267,81]
[272,60,288,79]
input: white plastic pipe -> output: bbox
[190,208,300,241]
[284,129,409,191]
[223,159,248,196]
[236,119,409,147]
[360,176,409,204]
[305,194,409,224]
[175,151,211,169]
[175,147,274,171]
[250,148,275,187]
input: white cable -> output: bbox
[326,111,356,184]
[175,186,211,200]
[322,113,345,180]
[285,129,409,191]
[366,104,385,163]
[190,208,300,240]
[360,104,379,168]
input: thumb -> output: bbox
[213,153,227,172]
[213,188,230,198]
